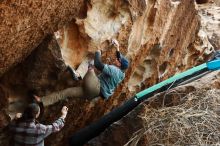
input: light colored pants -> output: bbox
[41,69,100,106]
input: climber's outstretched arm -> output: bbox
[94,50,105,71]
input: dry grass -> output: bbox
[125,89,220,146]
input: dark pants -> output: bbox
[41,69,100,106]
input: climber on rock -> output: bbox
[34,39,129,106]
[9,103,68,146]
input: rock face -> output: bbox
[59,0,212,94]
[0,0,217,146]
[197,2,220,49]
[89,71,220,146]
[1,35,67,92]
[0,0,87,76]
[214,0,220,6]
[0,35,70,146]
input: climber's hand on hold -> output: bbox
[111,39,120,51]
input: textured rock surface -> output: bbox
[55,20,89,68]
[0,35,76,146]
[197,2,220,49]
[0,0,217,146]
[59,0,212,94]
[5,34,96,116]
[89,71,220,146]
[214,0,220,6]
[0,0,87,76]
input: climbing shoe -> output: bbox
[66,65,80,80]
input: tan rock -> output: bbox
[0,0,217,145]
[0,0,87,76]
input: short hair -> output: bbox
[20,103,40,122]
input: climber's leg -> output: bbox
[82,69,100,99]
[66,65,81,80]
[67,58,94,80]
[41,87,84,106]
[76,58,93,79]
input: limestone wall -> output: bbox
[0,0,216,145]
[0,0,87,76]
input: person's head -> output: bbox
[20,103,40,122]
[113,54,129,70]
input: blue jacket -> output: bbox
[98,64,125,99]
